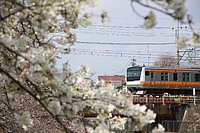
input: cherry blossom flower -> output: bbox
[14,111,33,131]
[142,11,157,29]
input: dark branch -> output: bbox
[0,42,31,64]
[130,1,144,18]
[2,87,13,112]
[0,68,73,133]
[0,8,23,21]
[131,1,173,18]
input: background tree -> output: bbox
[153,54,178,68]
[0,1,162,133]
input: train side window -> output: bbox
[183,73,185,81]
[195,74,200,82]
[186,73,189,81]
[161,72,164,81]
[165,72,168,81]
[145,71,149,76]
[173,73,178,81]
[151,72,154,79]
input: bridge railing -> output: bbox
[122,94,200,104]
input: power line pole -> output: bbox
[174,19,187,67]
[176,19,180,67]
[147,45,150,66]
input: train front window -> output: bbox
[127,67,142,81]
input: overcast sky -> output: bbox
[57,0,200,80]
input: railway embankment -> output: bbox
[179,103,200,132]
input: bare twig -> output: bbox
[187,15,195,33]
[3,87,13,112]
[131,1,173,18]
[130,1,144,18]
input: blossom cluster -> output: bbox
[131,0,200,50]
[0,0,165,132]
[150,0,187,20]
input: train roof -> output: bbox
[146,67,200,71]
[127,66,200,71]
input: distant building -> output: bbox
[98,75,125,88]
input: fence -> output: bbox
[111,120,200,132]
[162,120,200,132]
[131,94,200,105]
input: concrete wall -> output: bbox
[179,103,200,132]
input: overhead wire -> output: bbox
[71,30,176,37]
[70,24,193,37]
[70,48,176,56]
[74,41,175,45]
[72,24,199,31]
[67,22,200,66]
[69,48,200,61]
[79,24,188,29]
[70,52,153,63]
[115,59,133,75]
[69,50,177,59]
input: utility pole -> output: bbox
[174,19,187,67]
[176,19,180,67]
[147,45,150,66]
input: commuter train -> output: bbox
[126,66,200,95]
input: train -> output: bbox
[125,66,200,95]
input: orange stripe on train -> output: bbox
[145,69,199,73]
[140,81,200,86]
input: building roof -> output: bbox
[98,75,125,81]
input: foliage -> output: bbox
[153,54,178,68]
[0,0,164,133]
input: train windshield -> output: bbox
[127,67,142,81]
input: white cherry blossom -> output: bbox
[14,111,33,131]
[142,11,157,29]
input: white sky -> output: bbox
[57,0,200,80]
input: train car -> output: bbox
[126,66,200,95]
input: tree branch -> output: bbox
[0,8,23,21]
[2,87,13,112]
[0,42,31,64]
[0,0,35,21]
[130,1,144,18]
[0,68,73,133]
[131,1,173,18]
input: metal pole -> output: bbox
[193,88,196,105]
[146,94,148,104]
[177,20,180,67]
[162,95,165,105]
[148,45,150,66]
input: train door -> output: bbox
[161,72,169,89]
[166,72,169,88]
[182,73,190,89]
[150,71,155,88]
[173,73,178,89]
